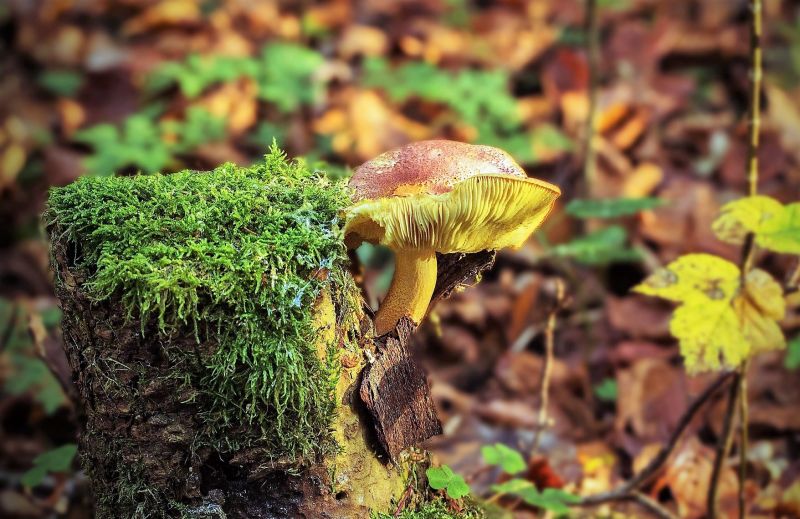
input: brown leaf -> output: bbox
[123,0,202,36]
[652,438,738,519]
[606,295,671,340]
[615,358,687,443]
[314,89,429,162]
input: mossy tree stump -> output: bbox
[46,149,493,518]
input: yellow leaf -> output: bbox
[635,256,787,373]
[712,195,800,255]
[670,301,748,373]
[733,269,786,354]
[633,253,740,303]
[742,268,786,320]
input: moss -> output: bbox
[372,499,486,519]
[46,145,354,459]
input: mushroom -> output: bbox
[345,140,561,335]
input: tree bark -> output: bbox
[52,219,494,519]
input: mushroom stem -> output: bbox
[375,248,437,335]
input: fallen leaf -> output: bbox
[652,438,738,519]
[123,0,201,36]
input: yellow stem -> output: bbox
[374,249,437,336]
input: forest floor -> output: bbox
[0,1,799,517]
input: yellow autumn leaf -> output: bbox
[712,195,800,255]
[634,253,740,303]
[670,301,748,374]
[743,269,786,320]
[735,269,786,354]
[634,254,786,373]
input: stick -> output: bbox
[531,279,565,454]
[630,492,679,519]
[578,373,733,508]
[707,371,741,518]
[738,360,750,519]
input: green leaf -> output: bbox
[491,479,580,516]
[786,336,800,371]
[531,124,573,153]
[593,378,618,402]
[21,444,78,487]
[550,226,641,265]
[527,488,581,515]
[712,195,800,255]
[5,355,66,414]
[565,197,665,219]
[491,478,535,495]
[481,443,527,474]
[361,57,538,164]
[38,70,84,97]
[426,465,471,499]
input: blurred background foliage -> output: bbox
[0,0,799,517]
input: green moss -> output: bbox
[372,499,486,519]
[46,145,353,459]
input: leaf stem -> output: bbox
[724,2,763,516]
[746,0,763,197]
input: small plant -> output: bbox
[74,107,225,175]
[147,42,325,113]
[362,58,571,163]
[550,225,641,265]
[481,443,580,515]
[1,299,66,415]
[593,377,618,402]
[21,444,78,488]
[426,465,471,500]
[635,195,798,373]
[785,336,800,371]
[480,443,527,475]
[548,196,665,266]
[565,196,664,218]
[424,443,579,515]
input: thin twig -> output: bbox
[583,0,600,196]
[629,492,680,519]
[578,373,733,509]
[746,0,763,198]
[531,279,565,455]
[738,360,750,519]
[392,483,414,517]
[707,371,741,518]
[721,3,763,517]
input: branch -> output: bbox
[630,492,679,519]
[738,361,750,519]
[707,371,741,518]
[578,373,734,509]
[531,278,565,455]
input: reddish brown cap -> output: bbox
[348,140,528,201]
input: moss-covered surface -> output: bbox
[47,146,352,458]
[372,499,486,519]
[47,147,395,516]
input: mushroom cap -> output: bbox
[345,140,561,253]
[349,140,530,201]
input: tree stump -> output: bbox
[47,151,495,518]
